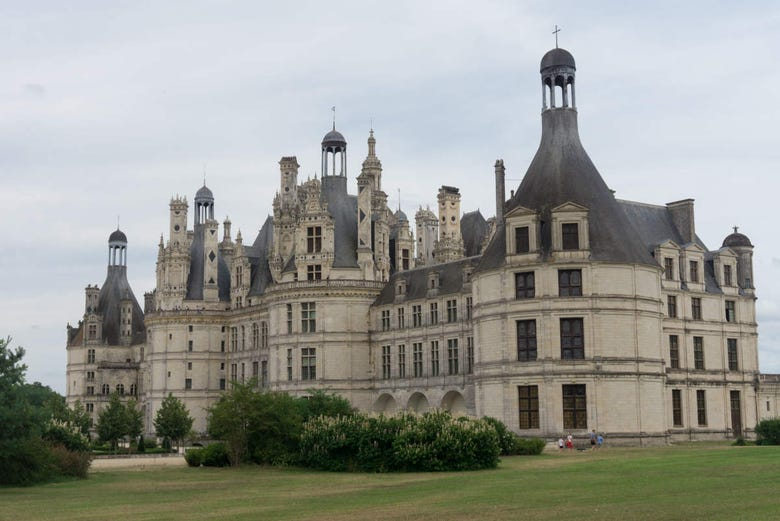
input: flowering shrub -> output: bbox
[300,410,500,472]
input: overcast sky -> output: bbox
[2,1,779,394]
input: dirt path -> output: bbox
[91,455,186,471]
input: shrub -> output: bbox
[511,437,546,455]
[0,438,54,486]
[202,443,230,467]
[755,418,780,445]
[48,444,92,478]
[184,448,204,467]
[143,437,158,449]
[137,436,146,452]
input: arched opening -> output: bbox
[373,393,397,414]
[407,392,430,413]
[440,390,466,414]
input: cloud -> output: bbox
[23,83,45,97]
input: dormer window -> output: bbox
[550,202,589,255]
[396,280,407,296]
[664,258,674,280]
[689,260,699,283]
[515,226,530,254]
[561,223,579,250]
[428,272,440,290]
[306,226,322,253]
[724,264,733,286]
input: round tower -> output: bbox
[541,47,576,110]
[321,126,347,177]
[194,184,214,225]
[723,227,755,290]
[108,229,127,266]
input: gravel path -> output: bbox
[91,455,186,471]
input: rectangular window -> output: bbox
[561,223,579,250]
[301,347,316,381]
[86,403,94,413]
[397,308,405,329]
[382,345,391,379]
[430,303,439,325]
[562,384,587,429]
[667,295,677,318]
[306,226,322,253]
[286,349,293,381]
[301,302,316,333]
[241,326,246,350]
[516,320,538,361]
[669,335,680,369]
[188,324,193,332]
[87,371,95,381]
[446,299,458,323]
[724,264,733,286]
[431,341,440,376]
[413,342,423,377]
[187,362,192,370]
[515,272,535,299]
[694,336,705,370]
[87,349,96,364]
[231,327,238,352]
[515,226,530,254]
[261,360,268,388]
[447,338,459,375]
[689,260,699,283]
[188,340,193,352]
[252,361,259,379]
[672,389,683,427]
[261,322,269,349]
[219,378,226,390]
[466,336,474,374]
[220,362,225,370]
[560,318,584,359]
[696,389,707,426]
[231,364,237,382]
[87,386,94,396]
[412,305,422,327]
[185,378,192,390]
[401,248,410,271]
[221,340,225,352]
[728,338,738,371]
[286,304,293,334]
[518,385,540,429]
[465,297,473,320]
[664,257,674,280]
[381,310,390,331]
[559,269,582,297]
[692,297,702,320]
[252,323,259,349]
[725,300,736,322]
[307,264,322,281]
[88,324,97,340]
[398,345,406,378]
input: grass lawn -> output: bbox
[2,443,779,521]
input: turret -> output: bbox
[432,186,465,263]
[279,156,299,208]
[723,227,755,291]
[169,196,188,246]
[415,206,438,266]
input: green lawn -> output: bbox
[2,443,779,521]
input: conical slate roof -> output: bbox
[97,265,145,345]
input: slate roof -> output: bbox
[374,256,480,306]
[321,176,359,268]
[461,210,489,257]
[185,225,231,301]
[96,266,146,345]
[247,216,275,297]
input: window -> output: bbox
[446,299,458,322]
[221,340,225,352]
[562,223,579,250]
[430,302,439,325]
[301,302,316,333]
[382,345,391,379]
[664,258,674,280]
[401,248,410,270]
[261,322,269,348]
[466,337,474,374]
[515,272,535,299]
[230,327,238,351]
[286,349,293,381]
[689,260,699,283]
[101,384,110,395]
[696,390,707,426]
[188,325,193,332]
[413,343,423,377]
[306,226,322,253]
[669,335,680,369]
[447,339,459,375]
[516,320,537,361]
[187,362,192,370]
[693,337,704,370]
[286,304,293,334]
[558,270,582,297]
[431,341,440,376]
[220,378,226,390]
[667,295,677,318]
[86,403,94,413]
[728,339,738,371]
[252,323,259,349]
[252,361,259,379]
[301,348,316,380]
[88,324,97,340]
[307,264,322,281]
[412,305,422,327]
[398,345,406,378]
[560,318,584,359]
[724,264,733,286]
[381,310,391,331]
[725,300,736,322]
[188,340,193,352]
[465,297,473,320]
[261,361,268,388]
[672,389,683,427]
[518,386,539,429]
[87,349,96,364]
[231,364,237,382]
[397,308,405,329]
[87,371,95,381]
[116,384,125,395]
[562,384,587,429]
[87,386,94,396]
[692,297,702,320]
[185,378,192,390]
[515,226,530,254]
[220,362,225,370]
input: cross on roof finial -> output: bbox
[331,106,336,130]
[733,225,739,233]
[553,25,561,48]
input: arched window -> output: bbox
[116,383,125,395]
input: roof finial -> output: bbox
[370,115,373,132]
[553,25,561,48]
[203,161,207,186]
[733,225,739,233]
[331,106,336,130]
[398,188,401,212]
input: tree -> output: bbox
[0,337,35,443]
[96,392,128,452]
[125,398,144,450]
[299,389,355,422]
[154,393,194,451]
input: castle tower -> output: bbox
[432,186,465,263]
[723,228,755,292]
[197,185,220,302]
[393,210,414,272]
[169,196,188,246]
[414,206,438,266]
[279,156,299,208]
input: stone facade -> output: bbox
[67,47,780,444]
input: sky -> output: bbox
[2,1,779,394]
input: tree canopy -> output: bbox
[154,393,194,449]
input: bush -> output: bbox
[202,443,230,467]
[143,437,158,449]
[137,436,146,452]
[511,437,546,455]
[755,418,780,445]
[48,444,92,478]
[184,448,204,467]
[0,438,54,486]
